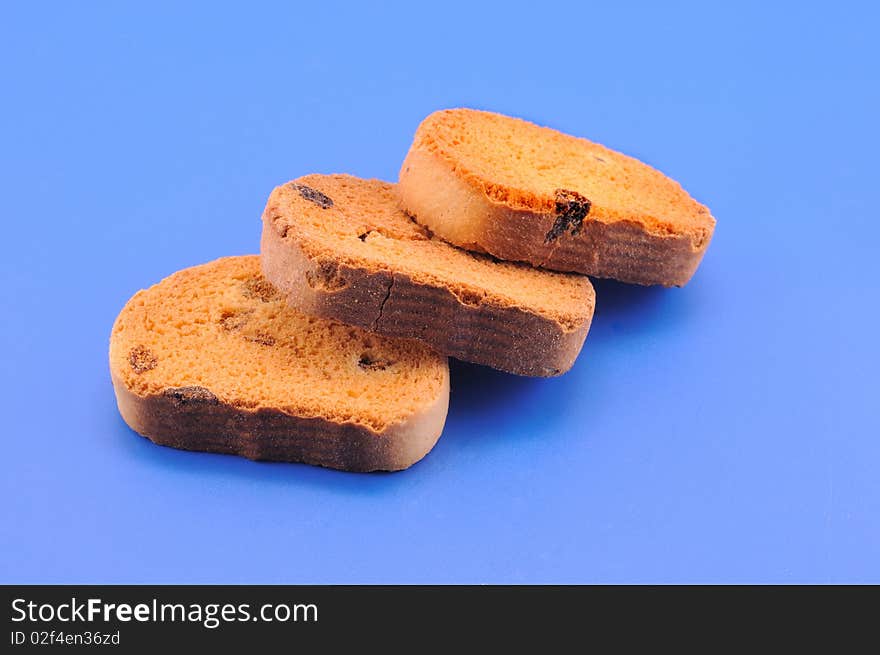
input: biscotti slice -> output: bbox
[109,256,449,472]
[398,108,716,286]
[261,175,595,377]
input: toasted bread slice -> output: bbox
[261,175,595,377]
[109,256,449,472]
[398,108,715,286]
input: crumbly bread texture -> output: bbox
[109,256,449,472]
[398,108,716,286]
[261,174,595,377]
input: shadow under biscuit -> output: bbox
[591,278,669,322]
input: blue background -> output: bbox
[1,1,877,583]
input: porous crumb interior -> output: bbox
[109,256,447,433]
[269,175,594,326]
[410,108,714,238]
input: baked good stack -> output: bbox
[110,108,715,471]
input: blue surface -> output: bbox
[1,2,877,583]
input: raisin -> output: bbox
[163,386,219,406]
[290,183,333,209]
[544,189,591,243]
[218,309,251,331]
[305,261,348,291]
[128,345,157,374]
[244,332,276,347]
[241,277,281,302]
[358,353,393,371]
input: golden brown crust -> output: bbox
[398,109,716,286]
[112,371,448,472]
[260,176,595,376]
